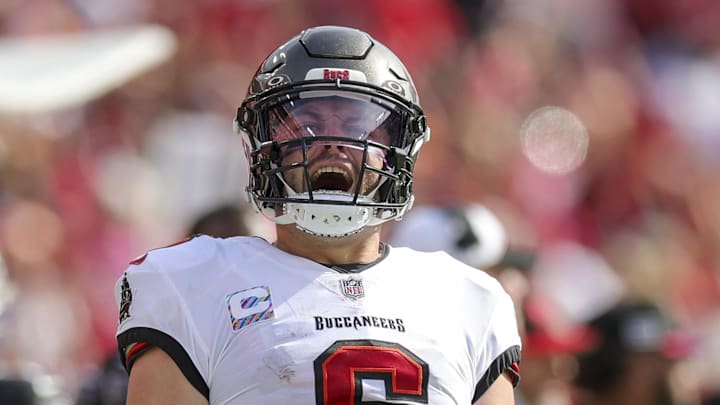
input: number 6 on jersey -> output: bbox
[313,339,430,404]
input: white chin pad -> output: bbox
[283,192,376,237]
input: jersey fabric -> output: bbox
[115,235,521,404]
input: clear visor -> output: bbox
[266,92,403,147]
[259,93,406,202]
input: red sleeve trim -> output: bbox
[118,327,209,398]
[473,345,522,401]
[506,362,521,385]
[126,342,152,365]
[129,253,148,266]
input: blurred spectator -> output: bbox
[0,378,36,405]
[75,353,127,405]
[187,203,251,238]
[518,293,596,405]
[572,299,697,405]
[0,253,37,405]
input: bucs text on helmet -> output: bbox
[234,26,430,237]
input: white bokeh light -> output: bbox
[520,106,589,174]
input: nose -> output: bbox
[307,140,351,160]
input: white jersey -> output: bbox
[115,235,521,404]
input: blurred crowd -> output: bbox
[0,0,719,404]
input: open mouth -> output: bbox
[311,167,354,192]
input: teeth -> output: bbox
[312,167,351,182]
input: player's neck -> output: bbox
[273,225,383,265]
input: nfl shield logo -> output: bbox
[340,278,365,300]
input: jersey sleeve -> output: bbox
[472,282,522,400]
[114,257,210,399]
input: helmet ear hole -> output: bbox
[409,115,425,135]
[243,108,254,126]
[236,107,256,129]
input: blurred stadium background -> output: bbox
[0,0,719,404]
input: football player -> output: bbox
[116,25,521,404]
